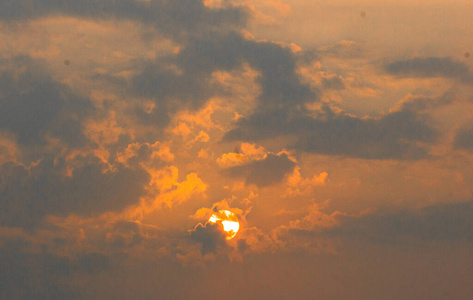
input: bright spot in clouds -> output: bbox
[209,210,240,240]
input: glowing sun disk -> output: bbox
[208,210,240,240]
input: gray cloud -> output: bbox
[0,238,76,300]
[326,200,473,243]
[208,51,441,161]
[393,90,456,113]
[2,2,318,147]
[385,57,473,83]
[0,0,246,41]
[223,153,296,186]
[295,109,437,160]
[0,157,149,228]
[225,106,438,160]
[318,40,365,59]
[237,238,248,253]
[453,125,473,152]
[0,5,459,165]
[0,2,248,133]
[0,236,119,300]
[131,32,315,129]
[106,221,144,248]
[190,222,227,254]
[322,75,345,90]
[0,1,471,298]
[78,252,111,274]
[0,56,93,148]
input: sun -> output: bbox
[208,210,240,240]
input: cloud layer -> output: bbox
[1,0,473,299]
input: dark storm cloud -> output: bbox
[385,57,473,83]
[1,1,317,142]
[0,236,116,300]
[93,21,313,131]
[78,252,110,274]
[326,200,473,242]
[190,222,227,254]
[0,157,149,228]
[0,56,93,147]
[223,153,296,186]
[225,106,438,160]
[131,31,314,128]
[224,105,306,141]
[201,44,440,161]
[295,109,437,160]
[0,0,246,41]
[453,125,473,152]
[130,58,212,128]
[0,246,78,300]
[0,0,248,130]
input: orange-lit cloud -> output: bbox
[1,0,473,298]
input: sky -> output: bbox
[1,0,473,299]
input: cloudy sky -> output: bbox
[1,0,473,299]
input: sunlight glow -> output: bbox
[208,210,240,240]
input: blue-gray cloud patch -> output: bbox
[0,157,149,228]
[130,32,315,129]
[0,57,93,148]
[222,153,296,187]
[322,75,345,90]
[0,236,116,300]
[326,200,473,243]
[190,222,227,254]
[385,57,473,84]
[453,124,473,152]
[225,106,438,160]
[0,0,247,41]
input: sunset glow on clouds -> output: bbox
[1,0,473,299]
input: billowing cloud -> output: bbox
[285,167,327,196]
[216,143,267,168]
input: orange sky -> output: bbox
[1,0,473,299]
